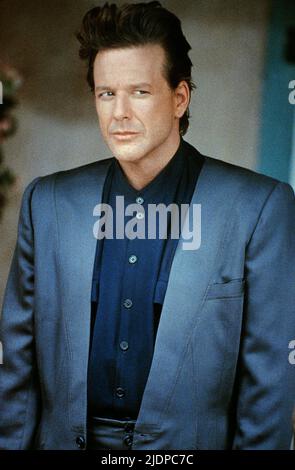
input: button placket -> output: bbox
[115,232,135,403]
[128,254,137,264]
[120,340,129,351]
[135,196,144,205]
[135,195,145,223]
[136,211,144,220]
[123,298,133,309]
[116,387,125,398]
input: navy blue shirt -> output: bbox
[87,138,204,419]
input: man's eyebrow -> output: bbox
[95,85,110,92]
[129,82,152,89]
[95,83,152,92]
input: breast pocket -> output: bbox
[205,279,245,300]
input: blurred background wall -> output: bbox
[0,0,293,302]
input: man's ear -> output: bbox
[174,80,190,118]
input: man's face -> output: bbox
[93,44,182,165]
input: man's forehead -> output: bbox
[94,44,166,70]
[93,45,166,85]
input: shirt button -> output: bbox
[123,434,133,448]
[136,212,144,220]
[116,387,125,398]
[128,255,137,264]
[120,341,129,351]
[75,435,86,449]
[123,298,133,309]
[136,196,144,204]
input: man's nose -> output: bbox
[113,95,132,121]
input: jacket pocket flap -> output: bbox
[205,279,245,300]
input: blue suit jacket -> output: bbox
[0,142,295,449]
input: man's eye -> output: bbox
[98,91,114,98]
[134,90,149,95]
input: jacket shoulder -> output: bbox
[184,139,295,211]
[184,139,283,193]
[25,156,114,195]
[202,155,295,221]
[43,156,114,183]
[205,154,279,187]
[201,152,294,198]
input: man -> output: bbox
[0,1,294,450]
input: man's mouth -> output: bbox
[111,131,140,140]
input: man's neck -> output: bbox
[117,136,181,191]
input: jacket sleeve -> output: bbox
[0,177,42,449]
[232,181,295,449]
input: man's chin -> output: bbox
[111,144,145,163]
[114,153,143,164]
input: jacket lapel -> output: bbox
[54,159,113,422]
[135,156,238,429]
